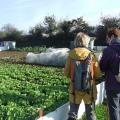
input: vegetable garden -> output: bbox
[0,47,106,120]
[0,48,69,120]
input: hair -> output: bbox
[74,32,90,48]
[107,28,120,38]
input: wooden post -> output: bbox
[37,108,44,118]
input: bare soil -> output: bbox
[0,51,28,62]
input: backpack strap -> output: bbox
[118,57,120,74]
[89,53,94,80]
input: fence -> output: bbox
[94,46,107,51]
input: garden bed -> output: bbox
[0,51,27,62]
[0,51,69,120]
[0,50,106,120]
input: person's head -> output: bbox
[74,32,90,48]
[106,28,120,45]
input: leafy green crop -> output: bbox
[0,63,69,120]
[15,46,47,52]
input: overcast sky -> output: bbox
[0,0,120,32]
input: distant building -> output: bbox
[0,41,16,51]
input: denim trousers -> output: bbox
[106,90,120,120]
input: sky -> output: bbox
[0,0,120,32]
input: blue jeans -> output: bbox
[106,90,120,120]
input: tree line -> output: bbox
[0,15,120,48]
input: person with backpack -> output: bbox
[64,32,101,120]
[100,28,120,120]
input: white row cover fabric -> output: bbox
[26,48,70,66]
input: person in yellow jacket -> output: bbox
[64,32,101,120]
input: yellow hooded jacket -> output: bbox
[64,48,101,104]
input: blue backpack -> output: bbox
[71,53,93,92]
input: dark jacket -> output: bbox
[100,38,120,90]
